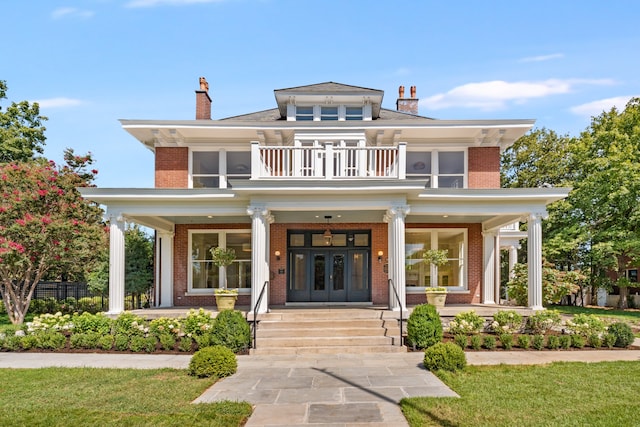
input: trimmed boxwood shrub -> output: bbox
[482,335,496,350]
[532,334,545,350]
[559,334,571,349]
[453,334,467,349]
[189,345,237,378]
[98,335,114,351]
[114,334,129,351]
[517,335,531,349]
[547,335,560,350]
[423,342,467,372]
[179,336,194,352]
[211,310,251,353]
[499,333,513,350]
[588,334,602,348]
[607,322,635,348]
[407,304,443,349]
[470,335,482,350]
[159,333,176,351]
[603,333,617,349]
[571,334,585,349]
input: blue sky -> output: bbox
[2,0,639,188]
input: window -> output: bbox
[438,151,464,188]
[227,151,251,180]
[627,269,638,283]
[321,106,338,121]
[189,230,251,292]
[295,106,314,121]
[192,151,219,188]
[345,107,363,120]
[407,151,432,187]
[405,229,466,290]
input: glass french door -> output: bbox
[288,249,369,302]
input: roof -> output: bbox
[274,82,384,96]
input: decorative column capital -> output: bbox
[247,205,272,222]
[108,212,126,224]
[386,205,410,220]
[529,211,548,221]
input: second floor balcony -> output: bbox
[251,141,408,180]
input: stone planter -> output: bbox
[426,291,447,309]
[215,293,237,311]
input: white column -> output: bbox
[248,205,273,314]
[157,231,174,308]
[385,205,409,311]
[494,234,501,304]
[397,142,407,179]
[527,212,546,310]
[482,231,497,304]
[108,214,125,314]
[508,245,518,278]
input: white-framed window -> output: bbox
[406,150,466,188]
[295,106,314,121]
[189,230,252,292]
[190,150,251,188]
[405,228,467,291]
[345,106,363,120]
[320,106,339,121]
[191,151,219,188]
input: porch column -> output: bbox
[157,231,174,308]
[385,205,409,311]
[482,231,497,304]
[527,212,546,310]
[248,205,273,314]
[508,245,518,278]
[108,214,125,314]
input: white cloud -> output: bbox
[570,96,635,116]
[420,78,615,111]
[34,98,83,108]
[125,0,226,7]
[519,53,564,63]
[51,7,94,19]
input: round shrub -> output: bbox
[491,310,523,334]
[423,342,467,372]
[179,336,194,352]
[71,312,112,335]
[517,335,531,349]
[482,335,496,350]
[607,322,635,348]
[189,345,237,378]
[588,334,602,348]
[499,333,513,350]
[407,304,443,349]
[559,334,571,349]
[532,334,545,350]
[526,310,561,334]
[211,310,251,353]
[603,333,617,349]
[448,310,484,335]
[547,335,560,350]
[470,335,482,350]
[453,334,468,349]
[571,334,585,349]
[98,335,114,351]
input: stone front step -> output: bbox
[250,345,405,355]
[252,308,406,355]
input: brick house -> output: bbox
[80,80,569,314]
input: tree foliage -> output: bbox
[0,152,105,324]
[0,80,47,163]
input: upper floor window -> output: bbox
[191,150,250,188]
[295,106,314,121]
[438,151,464,188]
[192,151,219,188]
[345,107,363,121]
[321,106,339,121]
[406,150,466,188]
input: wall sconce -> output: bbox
[275,250,281,261]
[378,250,384,263]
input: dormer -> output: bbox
[274,82,384,121]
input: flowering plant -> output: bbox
[423,249,449,267]
[448,310,485,335]
[425,287,447,293]
[490,310,523,333]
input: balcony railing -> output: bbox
[251,141,406,180]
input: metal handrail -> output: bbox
[251,280,269,349]
[388,278,404,347]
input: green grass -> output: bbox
[0,368,251,426]
[550,305,640,324]
[401,361,640,427]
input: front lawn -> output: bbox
[0,368,251,427]
[551,304,640,325]
[401,361,640,427]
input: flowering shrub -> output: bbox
[448,310,485,335]
[506,263,582,306]
[26,312,73,334]
[564,314,606,337]
[149,317,183,338]
[490,310,523,334]
[113,312,148,337]
[525,310,562,334]
[71,312,112,335]
[183,308,215,338]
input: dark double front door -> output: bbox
[288,249,370,302]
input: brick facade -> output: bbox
[468,146,501,189]
[155,147,188,188]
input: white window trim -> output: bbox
[410,149,467,188]
[405,228,468,293]
[187,229,252,294]
[292,105,366,121]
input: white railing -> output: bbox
[251,141,406,179]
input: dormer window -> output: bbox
[345,107,363,121]
[321,106,339,121]
[295,106,314,121]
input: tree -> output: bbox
[0,80,48,163]
[0,150,105,324]
[87,225,154,308]
[124,225,154,308]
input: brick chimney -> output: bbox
[195,76,211,120]
[396,85,418,115]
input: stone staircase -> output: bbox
[250,308,406,355]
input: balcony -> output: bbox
[251,141,407,180]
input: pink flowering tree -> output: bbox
[0,150,105,324]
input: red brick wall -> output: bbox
[155,147,188,188]
[405,223,483,306]
[468,147,500,189]
[269,223,389,305]
[195,91,211,120]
